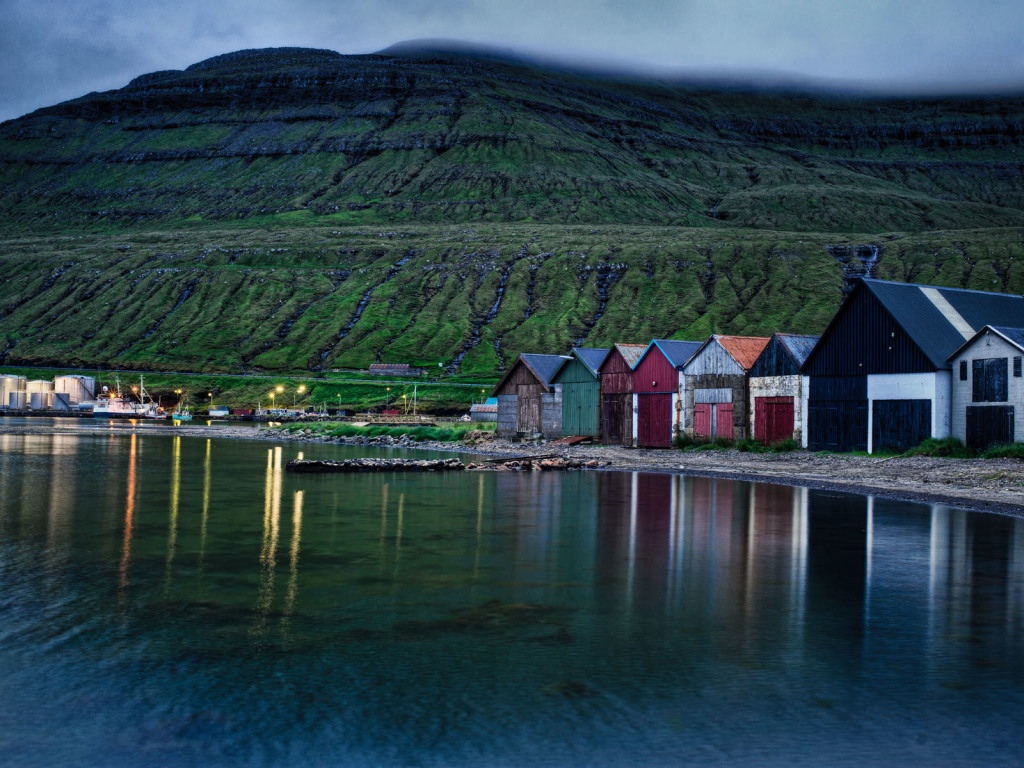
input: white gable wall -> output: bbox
[949,332,1024,443]
[866,372,951,451]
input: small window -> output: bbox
[1015,357,1022,378]
[960,360,968,381]
[973,358,1009,402]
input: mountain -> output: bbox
[1,43,1024,377]
[4,43,1024,233]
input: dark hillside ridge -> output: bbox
[2,44,1024,232]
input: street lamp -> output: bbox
[386,386,390,412]
[270,390,276,409]
[402,393,407,415]
[208,392,213,410]
[295,385,305,407]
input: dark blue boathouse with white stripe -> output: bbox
[802,278,1024,454]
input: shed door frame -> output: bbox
[637,393,673,448]
[517,384,540,433]
[755,396,795,444]
[966,405,1015,450]
[871,399,931,454]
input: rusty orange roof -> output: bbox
[716,335,771,371]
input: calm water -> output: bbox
[1,430,1023,767]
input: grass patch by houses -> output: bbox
[284,421,495,443]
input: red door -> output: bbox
[694,403,712,439]
[755,396,795,444]
[715,402,733,440]
[637,393,672,447]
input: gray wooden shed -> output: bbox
[491,353,570,438]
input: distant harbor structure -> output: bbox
[1,374,96,412]
[469,397,498,422]
[366,363,424,377]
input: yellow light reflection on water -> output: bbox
[255,447,283,628]
[284,490,304,620]
[199,439,211,574]
[118,434,138,607]
[164,436,181,595]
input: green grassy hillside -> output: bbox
[2,44,1024,379]
[3,223,1023,376]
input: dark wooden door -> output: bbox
[755,396,795,444]
[808,400,868,452]
[637,393,672,448]
[966,405,1014,450]
[602,394,623,445]
[872,399,931,454]
[517,385,540,433]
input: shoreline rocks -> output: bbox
[285,456,611,473]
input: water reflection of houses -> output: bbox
[595,473,811,656]
[589,473,1024,671]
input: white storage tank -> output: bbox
[27,379,55,393]
[54,375,96,404]
[52,392,72,411]
[0,375,26,407]
[8,391,28,410]
[29,391,52,410]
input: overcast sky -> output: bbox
[3,0,1024,122]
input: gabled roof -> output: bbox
[715,335,771,371]
[571,347,611,376]
[872,278,1024,366]
[636,339,704,370]
[810,278,1024,370]
[947,325,1024,361]
[490,353,571,396]
[775,333,819,366]
[521,353,571,386]
[608,343,648,370]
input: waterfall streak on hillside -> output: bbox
[315,254,412,368]
[573,263,625,347]
[447,259,516,374]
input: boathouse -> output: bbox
[492,353,570,438]
[681,335,770,442]
[947,326,1024,449]
[552,347,610,438]
[469,397,499,422]
[747,333,819,445]
[803,278,1024,453]
[598,343,647,446]
[632,339,704,447]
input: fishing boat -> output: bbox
[172,393,193,421]
[93,375,165,419]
